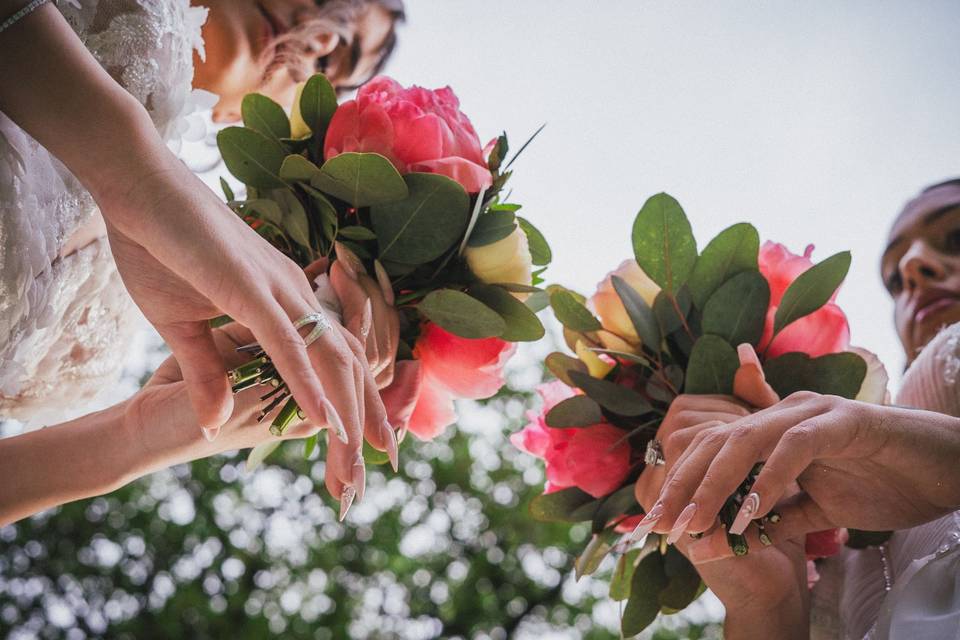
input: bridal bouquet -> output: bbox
[512,193,886,634]
[216,74,550,460]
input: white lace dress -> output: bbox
[811,323,960,639]
[0,0,212,425]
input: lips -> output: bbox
[913,290,960,326]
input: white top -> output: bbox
[0,0,212,424]
[812,323,960,639]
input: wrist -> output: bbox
[724,589,809,640]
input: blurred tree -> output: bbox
[0,362,720,640]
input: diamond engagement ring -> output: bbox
[294,311,332,347]
[644,439,666,466]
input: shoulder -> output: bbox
[897,322,960,414]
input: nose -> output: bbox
[899,239,948,291]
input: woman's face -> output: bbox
[881,185,960,362]
[192,0,395,122]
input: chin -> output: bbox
[913,310,960,354]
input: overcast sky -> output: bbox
[386,0,960,385]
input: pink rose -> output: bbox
[757,242,850,358]
[324,76,493,193]
[805,528,848,560]
[512,382,632,498]
[405,323,515,440]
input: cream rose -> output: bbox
[464,225,533,288]
[590,259,661,344]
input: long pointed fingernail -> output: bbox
[667,503,698,544]
[335,242,365,280]
[323,399,349,444]
[382,420,399,472]
[360,300,373,342]
[351,453,366,502]
[373,260,395,305]
[338,485,356,521]
[630,501,664,541]
[730,492,760,535]
[201,426,220,442]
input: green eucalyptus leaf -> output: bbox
[524,289,550,313]
[468,284,544,342]
[417,289,505,339]
[300,73,338,136]
[702,271,770,347]
[312,152,409,207]
[279,154,321,182]
[467,211,516,247]
[219,177,235,202]
[575,530,616,580]
[241,93,291,140]
[545,395,603,428]
[245,442,281,472]
[278,193,311,248]
[242,199,283,225]
[659,546,702,611]
[632,192,698,294]
[529,486,598,523]
[684,335,739,394]
[763,351,867,399]
[550,290,602,332]
[653,287,692,336]
[337,226,377,241]
[303,434,318,459]
[688,222,760,308]
[217,126,287,189]
[568,371,652,416]
[362,440,391,466]
[622,551,668,636]
[545,352,588,386]
[774,251,852,336]
[592,484,639,533]
[518,216,552,266]
[372,173,470,264]
[611,274,661,349]
[610,550,641,601]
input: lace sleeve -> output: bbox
[896,322,960,416]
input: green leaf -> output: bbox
[622,552,668,636]
[362,440,391,466]
[550,290,602,332]
[467,211,516,247]
[774,251,852,336]
[545,395,603,428]
[545,352,588,387]
[303,186,339,243]
[688,223,760,308]
[217,126,287,189]
[241,93,291,140]
[279,154,321,182]
[245,442,281,472]
[417,289,505,339]
[337,226,377,241]
[303,434,318,459]
[312,152,409,207]
[524,289,550,313]
[518,216,552,266]
[300,73,338,137]
[371,173,470,264]
[468,285,544,342]
[701,271,770,347]
[684,335,739,394]
[243,198,283,225]
[589,348,651,368]
[592,484,639,533]
[575,530,615,580]
[610,550,641,601]
[568,371,652,416]
[653,287,692,336]
[611,274,661,349]
[219,177,235,202]
[659,546,702,611]
[529,486,598,523]
[632,193,698,294]
[273,191,310,248]
[763,351,867,399]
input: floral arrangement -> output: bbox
[216,74,550,460]
[512,193,886,635]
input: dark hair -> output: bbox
[921,178,960,193]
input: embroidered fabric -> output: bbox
[811,322,960,640]
[0,0,210,424]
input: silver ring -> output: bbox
[644,439,666,466]
[294,311,332,347]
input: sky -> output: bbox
[385,0,960,385]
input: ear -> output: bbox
[313,32,339,58]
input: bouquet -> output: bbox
[512,193,887,634]
[216,74,551,464]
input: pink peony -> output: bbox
[324,76,492,193]
[405,323,515,440]
[511,382,632,498]
[757,242,851,358]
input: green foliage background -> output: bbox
[0,352,721,639]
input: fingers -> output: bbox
[303,256,331,283]
[733,344,780,409]
[653,400,827,537]
[380,360,422,436]
[158,320,233,439]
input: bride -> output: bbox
[0,0,409,524]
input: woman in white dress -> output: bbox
[631,179,960,638]
[0,0,408,524]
